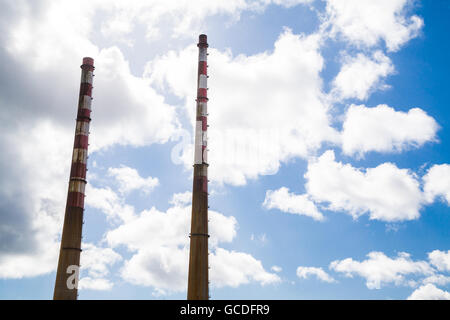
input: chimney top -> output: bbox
[198,34,208,48]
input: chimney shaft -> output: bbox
[53,57,94,300]
[187,34,209,300]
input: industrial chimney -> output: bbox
[53,57,94,300]
[187,34,209,300]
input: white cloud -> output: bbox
[6,0,313,60]
[341,104,438,157]
[2,2,181,150]
[0,241,59,279]
[423,165,450,205]
[170,191,192,206]
[78,277,115,291]
[210,248,281,288]
[271,265,282,273]
[107,165,159,195]
[147,29,338,186]
[91,46,179,151]
[263,187,324,221]
[0,0,183,280]
[422,275,450,287]
[85,185,136,223]
[428,250,450,272]
[101,189,275,294]
[80,243,122,279]
[78,243,122,291]
[325,0,424,51]
[120,245,189,292]
[331,51,394,101]
[408,284,450,300]
[305,150,424,221]
[0,122,71,279]
[93,0,314,41]
[296,266,336,283]
[330,251,434,289]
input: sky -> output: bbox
[0,0,449,300]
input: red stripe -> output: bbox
[76,118,90,126]
[83,57,94,66]
[77,108,91,120]
[200,116,207,131]
[78,96,91,110]
[198,61,207,75]
[80,83,92,96]
[197,88,207,98]
[81,65,94,72]
[74,134,89,149]
[67,192,85,208]
[70,162,87,179]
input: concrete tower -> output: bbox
[187,34,209,300]
[53,57,94,300]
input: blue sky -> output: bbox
[0,0,449,300]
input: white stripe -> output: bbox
[194,121,203,164]
[75,121,89,135]
[199,48,207,62]
[198,74,207,89]
[198,102,207,116]
[69,180,86,193]
[81,70,93,84]
[72,148,87,164]
[80,95,92,110]
[202,131,207,146]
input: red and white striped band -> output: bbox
[67,57,94,208]
[193,35,208,194]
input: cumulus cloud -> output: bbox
[90,47,179,151]
[170,191,193,206]
[101,189,276,294]
[423,165,450,205]
[0,240,59,279]
[341,104,438,157]
[408,284,450,300]
[263,187,324,221]
[428,250,450,272]
[108,165,159,195]
[0,0,179,278]
[85,185,136,223]
[296,266,336,283]
[422,275,450,287]
[92,0,314,41]
[331,51,394,101]
[147,28,338,186]
[78,243,122,291]
[325,0,424,51]
[120,245,188,292]
[3,1,181,151]
[305,150,424,221]
[80,243,122,279]
[330,251,434,289]
[0,122,71,278]
[210,248,281,288]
